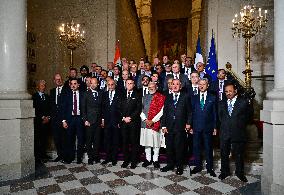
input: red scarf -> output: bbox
[147,92,166,131]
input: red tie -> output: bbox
[73,92,77,115]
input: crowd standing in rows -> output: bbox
[33,55,253,182]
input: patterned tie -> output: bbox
[73,92,77,115]
[41,93,45,101]
[228,100,233,116]
[200,94,205,110]
[173,94,178,106]
[193,87,198,95]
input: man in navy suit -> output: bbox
[101,79,122,166]
[50,74,65,162]
[81,78,103,164]
[218,82,253,182]
[120,79,142,169]
[62,78,85,164]
[209,69,228,101]
[196,62,212,83]
[190,78,217,177]
[161,79,192,175]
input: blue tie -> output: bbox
[228,100,233,116]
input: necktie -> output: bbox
[93,91,97,98]
[187,68,190,75]
[173,94,178,105]
[41,94,45,101]
[200,94,205,110]
[127,91,131,99]
[219,81,223,90]
[109,91,113,105]
[56,87,60,104]
[73,92,77,115]
[193,87,198,95]
[143,87,148,96]
[228,100,233,116]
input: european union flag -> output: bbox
[206,33,218,81]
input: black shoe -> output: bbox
[153,161,160,168]
[112,161,117,166]
[176,167,183,175]
[77,159,82,164]
[130,163,137,169]
[121,161,129,168]
[207,169,216,177]
[101,160,111,165]
[94,158,100,164]
[88,159,94,165]
[160,165,174,172]
[236,174,248,182]
[142,160,152,167]
[218,173,230,180]
[53,156,63,162]
[191,167,202,174]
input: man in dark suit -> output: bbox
[218,82,253,182]
[163,63,190,92]
[81,78,103,164]
[190,78,217,177]
[50,74,65,162]
[116,70,129,93]
[196,62,212,83]
[187,71,200,97]
[181,57,196,78]
[120,79,142,169]
[33,80,51,163]
[161,79,192,175]
[209,69,228,101]
[61,78,85,164]
[101,79,121,166]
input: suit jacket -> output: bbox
[49,87,63,119]
[33,92,50,119]
[218,96,253,142]
[163,73,190,92]
[116,78,127,93]
[61,90,84,124]
[161,92,192,132]
[119,90,142,126]
[187,82,199,98]
[181,66,196,75]
[81,90,103,125]
[209,79,229,101]
[191,92,217,132]
[102,90,122,127]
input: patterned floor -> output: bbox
[0,160,261,195]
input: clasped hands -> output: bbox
[144,119,154,127]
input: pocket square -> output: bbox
[132,98,136,99]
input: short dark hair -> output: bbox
[224,81,237,90]
[218,68,226,74]
[80,65,89,72]
[190,70,199,76]
[69,78,78,83]
[69,67,77,72]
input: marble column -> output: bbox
[138,0,152,60]
[0,0,35,181]
[190,0,202,57]
[261,0,284,194]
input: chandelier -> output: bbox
[59,20,85,68]
[231,5,268,89]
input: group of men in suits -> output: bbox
[32,56,253,182]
